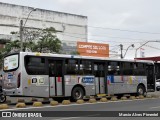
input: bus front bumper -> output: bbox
[3,89,19,96]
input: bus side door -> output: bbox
[48,59,64,97]
[93,62,106,94]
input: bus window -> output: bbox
[65,59,78,75]
[25,56,47,75]
[121,62,133,75]
[94,63,104,77]
[155,63,160,79]
[79,60,92,75]
[94,64,98,76]
[3,54,19,71]
[134,63,146,75]
[56,61,63,76]
[108,62,120,75]
[49,63,55,76]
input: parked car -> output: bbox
[156,79,160,91]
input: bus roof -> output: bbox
[20,52,154,63]
[17,52,154,64]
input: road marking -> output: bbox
[150,106,160,109]
[0,98,158,111]
[52,114,100,120]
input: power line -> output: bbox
[88,25,160,35]
[143,44,160,50]
[57,33,143,43]
[57,32,160,43]
[58,31,151,41]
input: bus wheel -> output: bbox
[137,85,146,96]
[71,87,84,101]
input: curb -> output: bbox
[100,98,108,102]
[16,103,26,108]
[50,101,59,106]
[111,96,118,101]
[0,104,9,109]
[89,98,96,103]
[76,99,84,104]
[121,96,127,100]
[33,102,43,107]
[62,100,71,105]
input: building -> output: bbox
[0,2,88,53]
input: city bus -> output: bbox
[2,52,155,101]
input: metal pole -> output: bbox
[135,40,160,58]
[20,20,23,51]
[20,8,36,52]
[123,44,134,59]
[120,44,123,59]
[23,8,37,27]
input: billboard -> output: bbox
[77,42,109,57]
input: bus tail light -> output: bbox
[17,73,21,88]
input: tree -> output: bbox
[70,51,80,55]
[33,27,62,53]
[8,27,62,53]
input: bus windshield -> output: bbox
[3,54,19,71]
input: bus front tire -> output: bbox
[71,87,84,101]
[137,85,146,96]
[0,94,6,103]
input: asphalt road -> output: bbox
[1,91,160,120]
[1,97,160,120]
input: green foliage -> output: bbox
[5,40,20,52]
[33,27,61,53]
[70,51,80,55]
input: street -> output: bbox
[1,93,160,120]
[3,97,160,111]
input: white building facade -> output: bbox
[0,2,88,53]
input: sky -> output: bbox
[0,0,160,59]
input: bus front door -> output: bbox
[93,62,106,94]
[49,60,64,97]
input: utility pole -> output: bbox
[20,8,37,52]
[120,44,123,59]
[20,20,23,51]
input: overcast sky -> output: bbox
[0,0,160,59]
